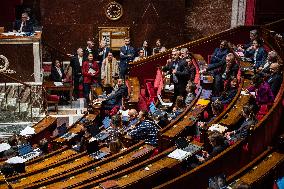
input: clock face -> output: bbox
[105,1,123,20]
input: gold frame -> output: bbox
[98,27,130,51]
[105,1,123,21]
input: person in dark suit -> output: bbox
[225,104,257,140]
[202,53,235,96]
[83,41,96,61]
[244,39,267,69]
[98,79,128,110]
[138,40,151,57]
[162,49,190,101]
[50,60,65,82]
[238,29,263,51]
[97,40,111,68]
[267,63,283,97]
[198,132,228,162]
[13,12,34,33]
[180,48,196,82]
[70,48,84,100]
[210,40,229,65]
[119,37,135,79]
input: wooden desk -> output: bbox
[219,94,251,127]
[10,154,94,188]
[236,152,284,188]
[161,101,209,148]
[0,149,79,187]
[127,77,140,109]
[43,82,74,106]
[43,145,154,189]
[0,32,42,82]
[30,116,57,144]
[54,112,99,145]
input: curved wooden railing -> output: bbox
[129,25,257,84]
[154,26,284,189]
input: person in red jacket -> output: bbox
[82,53,100,104]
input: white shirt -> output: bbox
[56,67,63,78]
[78,56,83,67]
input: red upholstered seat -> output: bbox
[208,55,213,64]
[192,59,200,85]
[47,94,60,101]
[256,104,269,120]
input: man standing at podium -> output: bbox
[119,37,135,79]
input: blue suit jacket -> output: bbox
[245,47,267,68]
[120,45,135,67]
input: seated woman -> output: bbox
[185,81,196,105]
[225,104,257,141]
[133,49,146,62]
[247,73,274,106]
[127,110,159,146]
[50,59,65,82]
[209,40,229,65]
[197,132,228,163]
[244,38,267,69]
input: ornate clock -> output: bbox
[105,1,123,20]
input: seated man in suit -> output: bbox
[96,79,128,110]
[225,104,257,141]
[209,40,229,65]
[267,63,283,97]
[50,60,65,82]
[13,12,34,33]
[244,39,267,69]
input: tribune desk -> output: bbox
[43,81,73,107]
[0,32,42,82]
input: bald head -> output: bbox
[270,63,280,73]
[128,109,138,120]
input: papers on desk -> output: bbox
[208,124,228,133]
[165,84,174,91]
[1,32,16,36]
[20,126,35,136]
[241,91,250,95]
[250,92,256,96]
[196,99,210,106]
[54,82,63,86]
[168,149,192,161]
[6,156,27,164]
[235,51,244,57]
[0,143,11,152]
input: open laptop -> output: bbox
[157,95,173,107]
